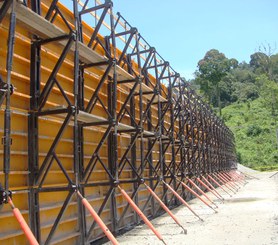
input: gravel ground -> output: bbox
[108,169,278,245]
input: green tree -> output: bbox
[227,63,258,102]
[196,49,236,115]
[270,54,278,82]
[256,74,278,116]
[250,52,270,75]
[250,44,278,81]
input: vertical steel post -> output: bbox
[169,70,177,205]
[3,0,16,192]
[73,1,86,243]
[28,0,41,239]
[107,2,119,234]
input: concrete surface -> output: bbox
[109,169,278,245]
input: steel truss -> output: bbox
[0,0,237,244]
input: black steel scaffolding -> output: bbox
[0,0,237,244]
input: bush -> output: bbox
[236,151,242,163]
[222,113,232,122]
[246,125,262,137]
[271,152,278,163]
[244,114,249,122]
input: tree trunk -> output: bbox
[217,83,221,116]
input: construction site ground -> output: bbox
[107,166,278,245]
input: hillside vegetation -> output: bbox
[222,99,278,171]
[191,47,278,171]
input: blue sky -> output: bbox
[111,0,278,80]
[62,0,278,80]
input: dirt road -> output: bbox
[111,170,278,245]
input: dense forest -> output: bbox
[191,47,278,171]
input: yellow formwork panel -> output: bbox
[0,1,175,244]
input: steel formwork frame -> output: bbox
[0,0,238,244]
